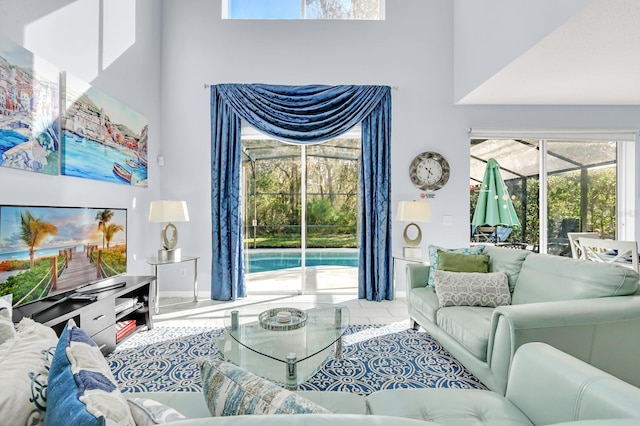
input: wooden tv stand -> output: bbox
[12,275,156,355]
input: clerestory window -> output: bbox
[223,0,384,20]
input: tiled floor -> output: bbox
[154,293,409,328]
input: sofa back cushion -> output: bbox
[512,254,639,304]
[482,246,531,293]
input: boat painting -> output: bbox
[61,72,148,186]
[0,38,60,175]
[113,162,132,183]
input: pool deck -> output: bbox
[246,265,358,294]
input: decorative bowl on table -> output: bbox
[258,307,308,331]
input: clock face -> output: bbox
[409,152,450,191]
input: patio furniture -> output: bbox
[567,232,600,259]
[578,238,639,273]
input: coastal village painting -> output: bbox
[0,38,60,175]
[61,72,148,186]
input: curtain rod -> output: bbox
[203,83,399,90]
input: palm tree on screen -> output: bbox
[95,209,114,249]
[104,223,124,249]
[19,210,57,268]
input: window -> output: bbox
[224,0,384,20]
[470,133,635,256]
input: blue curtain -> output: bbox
[211,84,392,301]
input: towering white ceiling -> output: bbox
[455,0,640,105]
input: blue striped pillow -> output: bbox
[46,320,134,426]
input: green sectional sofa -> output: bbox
[407,245,640,395]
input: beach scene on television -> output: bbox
[0,206,127,307]
[0,38,60,175]
[61,71,148,186]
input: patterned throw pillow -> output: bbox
[127,398,187,425]
[199,358,331,416]
[427,245,485,287]
[434,270,511,308]
[0,317,58,426]
[46,319,135,426]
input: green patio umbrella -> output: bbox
[472,158,520,227]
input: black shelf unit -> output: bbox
[13,275,156,355]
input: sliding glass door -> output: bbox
[242,130,361,293]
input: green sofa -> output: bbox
[407,245,640,395]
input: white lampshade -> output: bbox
[396,201,431,223]
[149,201,189,223]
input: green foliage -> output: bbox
[92,247,127,276]
[1,256,59,305]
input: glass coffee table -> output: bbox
[216,304,349,389]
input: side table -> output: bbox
[146,255,199,314]
[392,253,429,297]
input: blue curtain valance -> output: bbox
[215,84,389,143]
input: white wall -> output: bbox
[453,0,591,103]
[1,0,639,296]
[0,0,163,277]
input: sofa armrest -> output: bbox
[406,263,429,291]
[487,295,640,394]
[507,342,640,424]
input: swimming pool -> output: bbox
[246,250,359,273]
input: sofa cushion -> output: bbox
[427,245,485,287]
[366,388,533,425]
[199,358,331,416]
[482,245,532,293]
[46,319,135,426]
[408,287,439,323]
[437,251,489,273]
[0,317,58,426]
[434,270,510,308]
[436,306,493,361]
[512,254,640,304]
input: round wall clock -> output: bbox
[409,151,450,191]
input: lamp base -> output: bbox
[158,248,181,262]
[403,247,423,258]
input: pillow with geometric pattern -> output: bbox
[433,269,510,308]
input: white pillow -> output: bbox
[434,270,511,308]
[0,317,58,426]
[0,294,15,345]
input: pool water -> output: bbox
[247,251,359,273]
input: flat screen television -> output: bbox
[0,205,127,309]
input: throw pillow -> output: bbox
[0,294,15,344]
[434,270,511,308]
[46,319,135,426]
[127,398,187,425]
[437,250,490,273]
[0,317,58,426]
[427,245,485,287]
[199,358,331,416]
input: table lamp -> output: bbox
[149,200,189,261]
[396,200,431,258]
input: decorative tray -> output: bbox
[259,307,308,331]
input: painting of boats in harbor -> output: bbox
[0,38,60,175]
[61,71,148,186]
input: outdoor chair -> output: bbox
[578,237,639,273]
[567,232,599,259]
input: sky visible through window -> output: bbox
[229,0,302,19]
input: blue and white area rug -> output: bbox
[108,323,486,396]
